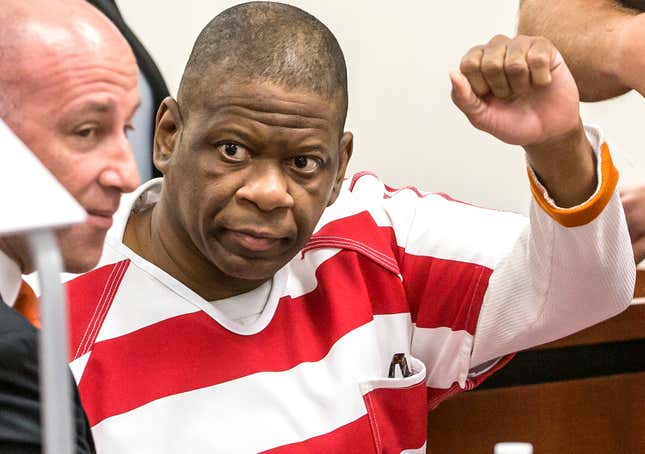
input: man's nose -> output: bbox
[98,133,140,193]
[236,162,294,212]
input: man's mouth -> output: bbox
[226,228,286,253]
[86,209,116,230]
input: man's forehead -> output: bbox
[11,56,139,111]
[187,79,342,123]
[64,97,141,117]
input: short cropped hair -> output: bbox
[177,1,348,128]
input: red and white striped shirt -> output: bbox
[66,131,634,453]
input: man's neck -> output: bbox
[0,236,28,274]
[0,240,25,305]
[123,202,266,301]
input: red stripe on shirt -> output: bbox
[399,252,492,333]
[362,382,428,453]
[66,260,130,360]
[309,213,492,333]
[78,252,405,426]
[260,415,377,454]
[383,186,429,199]
[307,211,400,275]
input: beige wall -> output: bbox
[118,0,645,214]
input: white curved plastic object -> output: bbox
[494,442,534,454]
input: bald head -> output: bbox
[177,1,348,127]
[0,0,135,118]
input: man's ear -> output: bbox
[153,97,183,176]
[328,131,353,206]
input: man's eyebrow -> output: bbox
[298,143,330,154]
[127,101,142,119]
[71,100,141,118]
[75,101,115,114]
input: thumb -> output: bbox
[450,70,485,118]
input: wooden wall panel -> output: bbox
[426,372,645,454]
[425,299,645,454]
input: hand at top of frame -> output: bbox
[451,35,596,208]
[451,34,580,147]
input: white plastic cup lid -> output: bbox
[494,442,534,454]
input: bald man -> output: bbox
[0,0,139,452]
[65,3,635,453]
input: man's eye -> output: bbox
[76,127,95,138]
[217,143,250,161]
[290,155,321,173]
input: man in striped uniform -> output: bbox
[65,3,635,453]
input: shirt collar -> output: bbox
[0,249,22,307]
[107,177,163,243]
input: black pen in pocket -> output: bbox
[388,352,412,378]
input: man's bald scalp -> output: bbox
[0,0,132,118]
[178,1,348,127]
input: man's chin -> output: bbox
[225,266,277,282]
[210,239,294,282]
[61,247,103,274]
[57,226,107,273]
[217,256,285,282]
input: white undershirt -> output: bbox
[210,279,272,326]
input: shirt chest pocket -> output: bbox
[359,356,428,454]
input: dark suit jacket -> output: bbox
[87,0,170,178]
[0,296,95,453]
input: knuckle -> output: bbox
[527,52,549,68]
[505,60,528,76]
[481,59,502,76]
[460,46,483,72]
[459,58,480,74]
[489,34,510,44]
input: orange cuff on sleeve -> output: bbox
[527,143,618,228]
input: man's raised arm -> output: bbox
[450,34,635,365]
